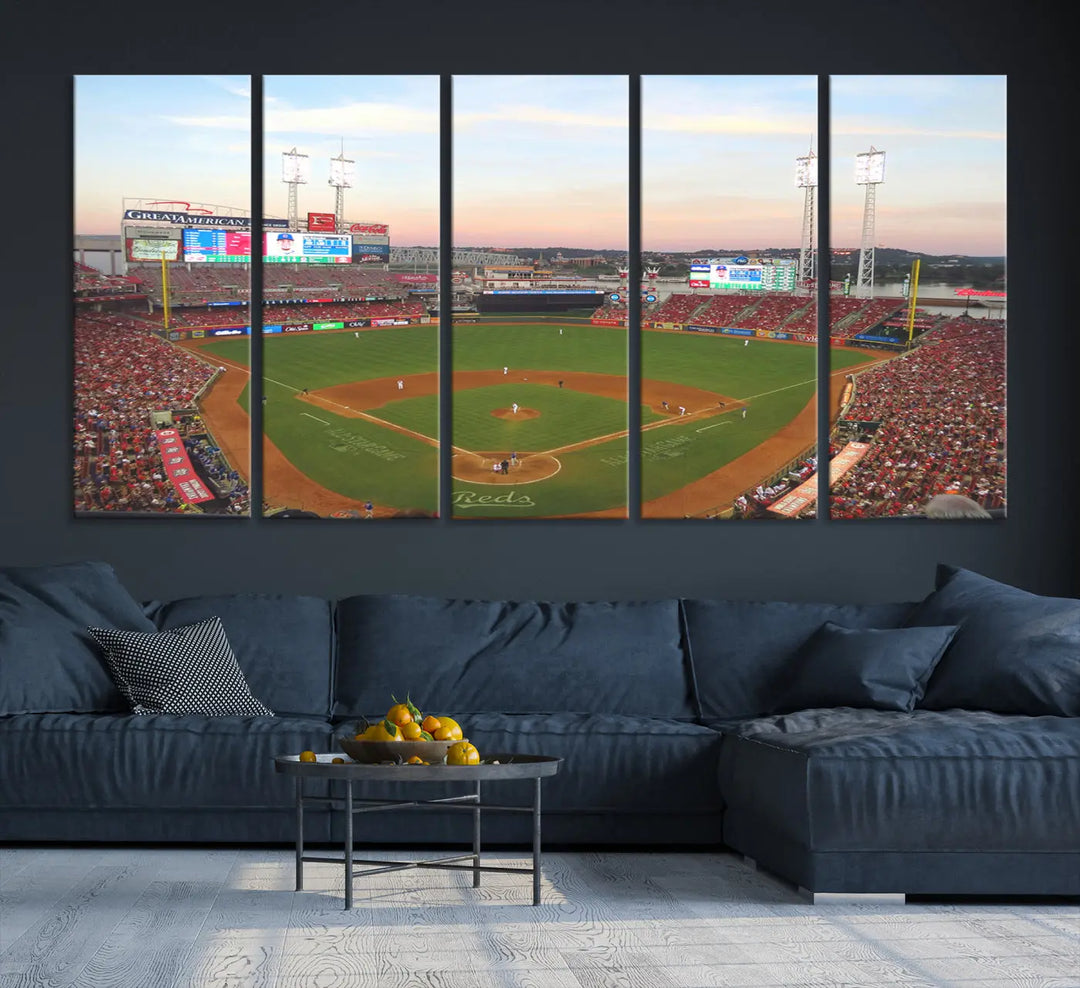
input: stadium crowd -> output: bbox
[74,261,140,298]
[132,263,413,304]
[829,316,1006,518]
[73,312,248,514]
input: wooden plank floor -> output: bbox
[0,848,1077,987]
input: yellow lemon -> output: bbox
[298,751,317,763]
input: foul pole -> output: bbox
[905,258,920,346]
[161,254,170,330]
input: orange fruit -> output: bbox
[446,741,480,766]
[298,751,317,763]
[366,719,402,742]
[406,755,429,765]
[433,716,463,741]
[421,715,441,734]
[399,721,423,740]
[331,757,345,764]
[386,702,413,727]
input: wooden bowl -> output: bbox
[337,737,455,764]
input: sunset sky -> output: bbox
[75,74,1005,256]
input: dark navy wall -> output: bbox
[0,1,1073,604]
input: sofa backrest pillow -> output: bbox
[909,564,1080,716]
[87,618,274,716]
[0,561,156,715]
[681,599,917,722]
[142,594,334,718]
[773,621,960,714]
[334,595,692,719]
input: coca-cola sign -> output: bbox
[349,222,389,235]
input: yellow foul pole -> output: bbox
[161,253,170,331]
[906,258,920,346]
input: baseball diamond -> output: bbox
[182,318,879,519]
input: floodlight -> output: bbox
[282,151,310,184]
[795,154,818,188]
[329,156,355,188]
[855,149,886,185]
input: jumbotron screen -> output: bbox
[690,259,797,292]
[181,229,352,263]
[711,262,764,291]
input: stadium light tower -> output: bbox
[329,141,355,233]
[854,147,886,299]
[795,141,817,288]
[282,149,310,231]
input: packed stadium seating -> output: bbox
[737,295,808,331]
[590,301,627,320]
[830,316,1006,518]
[832,298,905,339]
[651,293,706,324]
[690,293,759,328]
[131,263,412,304]
[74,262,140,297]
[72,312,249,515]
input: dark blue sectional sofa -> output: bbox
[1,561,1078,898]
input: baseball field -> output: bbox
[188,318,880,518]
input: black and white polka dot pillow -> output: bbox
[87,617,274,717]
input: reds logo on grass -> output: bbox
[451,490,535,509]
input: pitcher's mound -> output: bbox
[492,407,540,420]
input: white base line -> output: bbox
[301,412,330,425]
[696,422,730,433]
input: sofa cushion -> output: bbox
[0,561,155,715]
[717,708,1080,853]
[0,713,332,812]
[87,619,274,717]
[144,594,334,718]
[328,712,723,816]
[681,599,916,721]
[774,622,959,714]
[909,565,1080,716]
[335,595,692,719]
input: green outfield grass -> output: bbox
[196,323,879,517]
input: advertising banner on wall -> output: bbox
[353,243,390,262]
[126,238,181,262]
[123,209,288,229]
[768,442,870,517]
[348,222,389,235]
[392,273,438,284]
[307,212,337,232]
[154,429,216,504]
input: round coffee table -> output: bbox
[274,753,562,908]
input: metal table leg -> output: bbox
[294,776,304,891]
[344,779,353,910]
[473,780,482,888]
[532,777,542,906]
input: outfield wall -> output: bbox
[157,316,428,342]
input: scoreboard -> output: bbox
[179,229,352,264]
[182,229,251,262]
[689,257,798,292]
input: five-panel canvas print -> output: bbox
[73,75,1006,520]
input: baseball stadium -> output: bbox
[73,202,1004,521]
